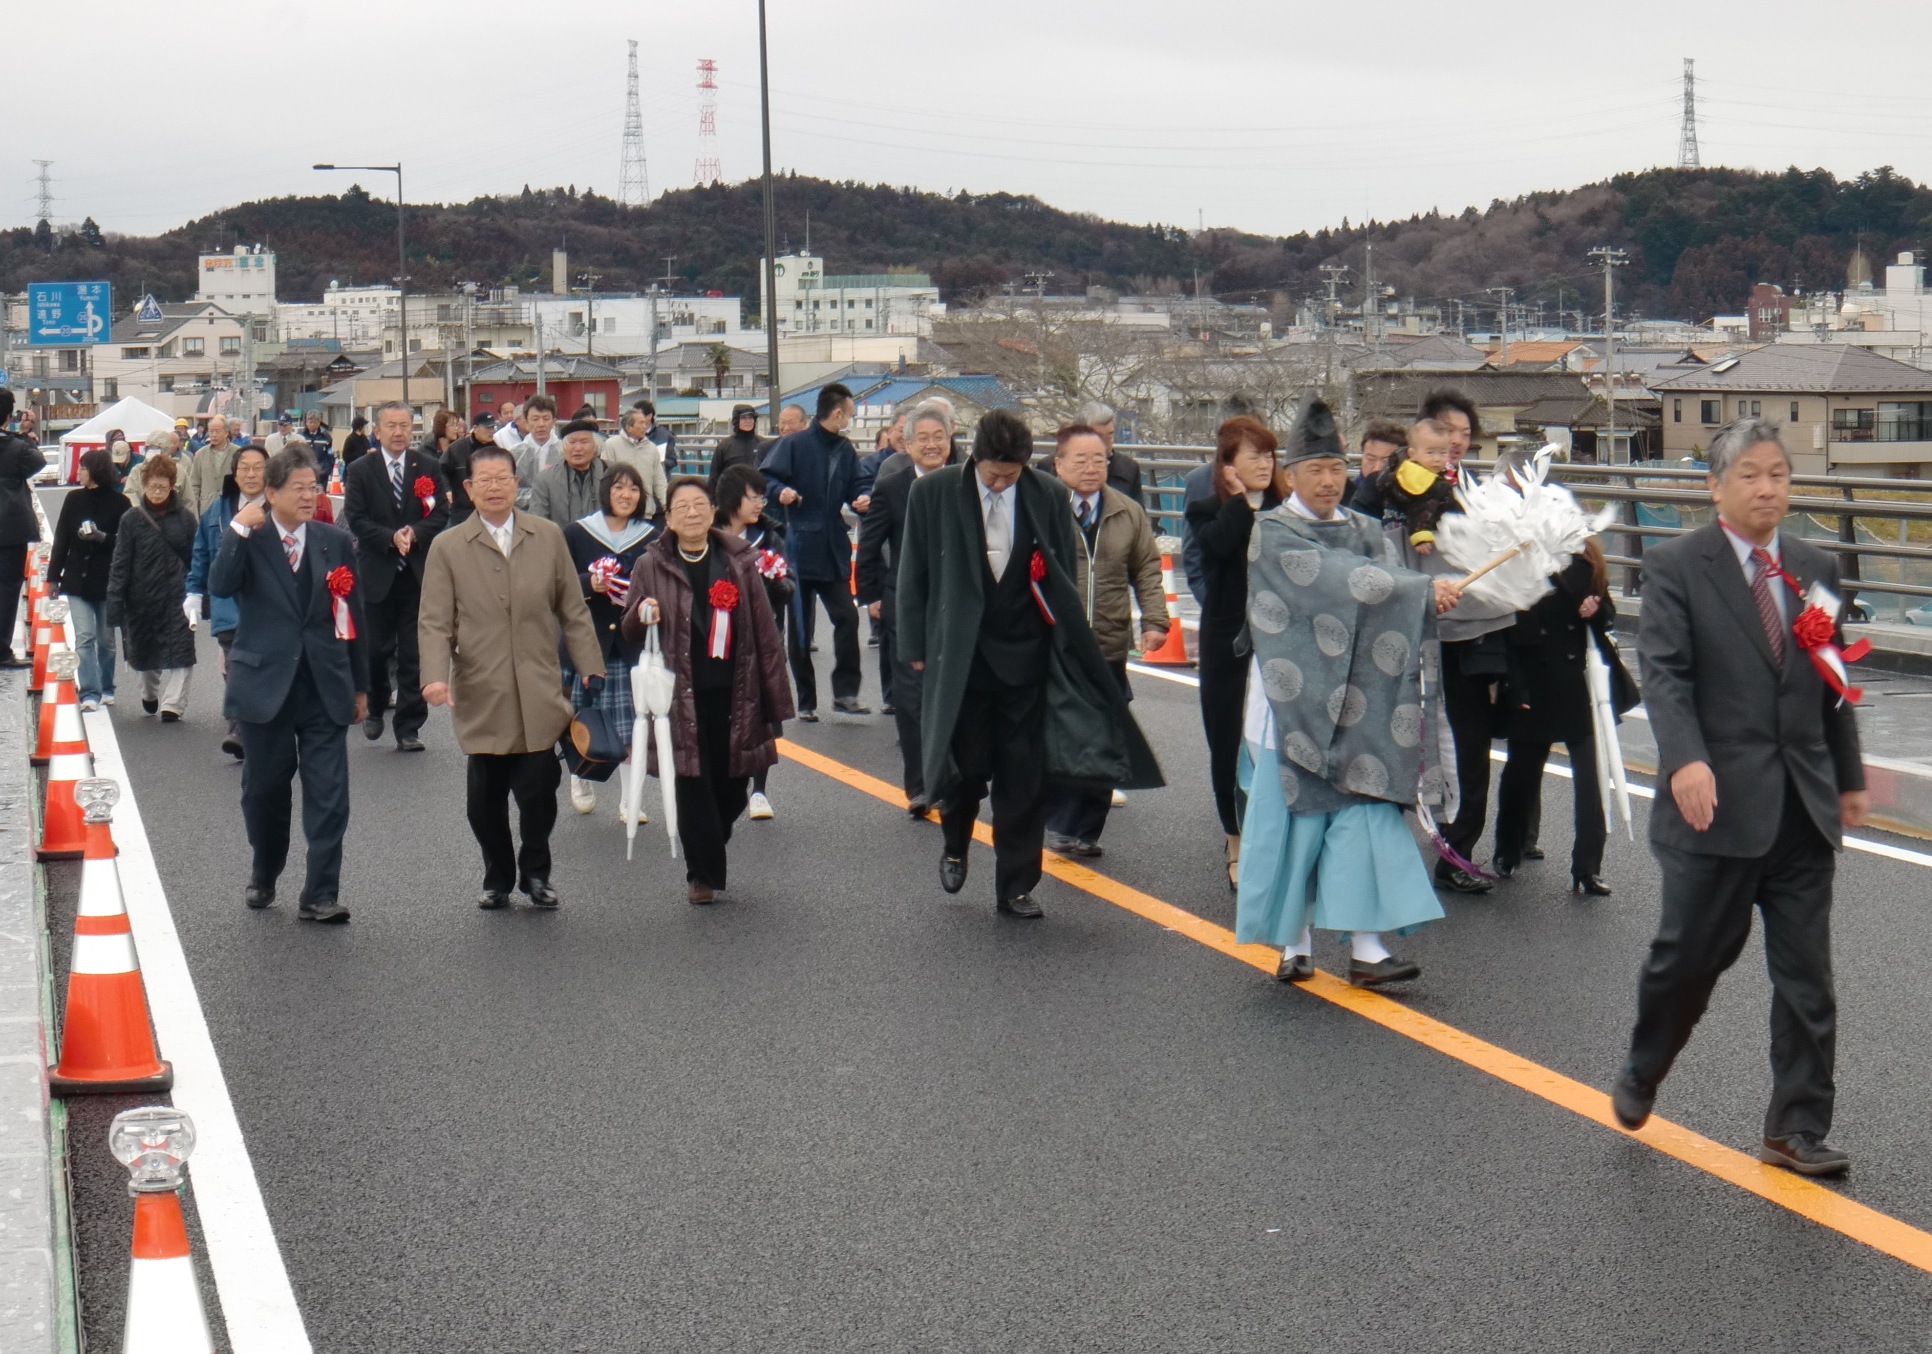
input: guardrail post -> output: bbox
[1839,484,1862,614]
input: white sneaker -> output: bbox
[748,791,774,821]
[79,698,101,712]
[569,775,598,814]
[615,803,650,826]
[1110,788,1127,807]
[101,694,116,706]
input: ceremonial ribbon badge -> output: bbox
[755,548,790,583]
[589,556,630,607]
[325,565,357,640]
[706,578,739,659]
[1027,549,1055,625]
[413,475,437,518]
[1782,574,1871,705]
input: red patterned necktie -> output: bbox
[283,533,300,572]
[1750,548,1786,664]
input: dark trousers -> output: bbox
[466,749,562,891]
[238,664,350,903]
[1494,732,1605,876]
[0,543,26,657]
[1439,639,1502,865]
[1048,661,1130,844]
[886,615,926,801]
[366,571,426,737]
[1198,636,1248,837]
[877,620,895,708]
[941,678,1049,901]
[676,687,751,889]
[1626,783,1838,1139]
[788,577,861,710]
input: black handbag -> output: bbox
[565,707,624,781]
[1593,630,1641,715]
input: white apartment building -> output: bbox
[195,245,277,316]
[760,253,940,338]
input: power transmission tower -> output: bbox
[619,40,650,205]
[694,60,721,186]
[32,160,54,225]
[1677,58,1700,169]
[1588,247,1630,462]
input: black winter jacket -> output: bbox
[105,496,197,670]
[49,484,130,601]
[0,432,43,547]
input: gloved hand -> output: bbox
[583,673,605,700]
[182,595,201,630]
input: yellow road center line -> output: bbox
[777,737,1932,1277]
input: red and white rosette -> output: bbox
[1791,581,1871,705]
[326,565,357,640]
[589,556,630,607]
[413,475,437,517]
[706,578,740,659]
[755,548,790,583]
[1027,549,1055,625]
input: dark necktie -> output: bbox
[390,456,405,513]
[282,533,299,572]
[1078,498,1094,533]
[1750,548,1787,665]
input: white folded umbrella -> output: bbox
[627,624,681,859]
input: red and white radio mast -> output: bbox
[694,59,721,187]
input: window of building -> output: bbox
[1699,399,1720,424]
[865,320,874,330]
[1877,401,1932,442]
[1672,398,1681,423]
[252,322,268,343]
[183,337,205,356]
[102,378,118,400]
[159,375,175,393]
[219,337,240,356]
[603,317,615,333]
[437,304,453,322]
[1831,407,1876,442]
[1790,401,1800,422]
[122,347,150,360]
[409,338,422,352]
[60,350,79,372]
[31,356,48,377]
[864,299,874,309]
[584,391,608,416]
[1751,400,1761,416]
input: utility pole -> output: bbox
[574,269,602,359]
[534,312,546,398]
[1589,247,1630,462]
[461,282,477,419]
[1318,264,1348,328]
[1024,271,1053,395]
[1362,243,1377,349]
[758,0,781,427]
[647,256,677,403]
[1487,286,1515,362]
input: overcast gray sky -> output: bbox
[13,1,1932,242]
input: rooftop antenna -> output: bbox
[619,40,651,205]
[694,59,722,186]
[1676,58,1701,169]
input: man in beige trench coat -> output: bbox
[420,445,605,910]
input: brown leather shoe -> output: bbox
[688,881,716,905]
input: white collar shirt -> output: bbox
[480,513,516,556]
[272,519,308,570]
[1285,492,1337,522]
[1721,517,1786,622]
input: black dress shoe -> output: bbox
[520,877,560,908]
[362,713,385,741]
[298,899,350,923]
[1045,831,1080,854]
[997,893,1044,919]
[796,708,819,723]
[1072,840,1103,858]
[906,799,929,820]
[159,710,180,723]
[244,882,274,909]
[939,855,968,894]
[0,653,31,669]
[1572,873,1612,896]
[1760,1132,1850,1177]
[1276,952,1314,983]
[1611,1067,1654,1130]
[394,734,425,753]
[221,735,245,760]
[832,698,871,715]
[477,889,511,909]
[1522,845,1545,861]
[1434,866,1493,894]
[880,703,896,715]
[141,698,159,714]
[1492,854,1519,879]
[1348,956,1421,987]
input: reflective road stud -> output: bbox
[50,780,173,1096]
[111,1107,215,1354]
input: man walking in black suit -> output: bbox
[1611,417,1867,1176]
[342,401,447,751]
[209,445,369,922]
[856,401,959,816]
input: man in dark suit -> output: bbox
[856,401,960,816]
[0,389,42,667]
[209,445,369,922]
[342,400,448,751]
[1612,417,1867,1176]
[899,409,1162,919]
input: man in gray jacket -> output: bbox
[528,420,605,528]
[1611,417,1866,1177]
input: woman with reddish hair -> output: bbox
[1185,415,1287,889]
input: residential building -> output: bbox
[89,302,251,421]
[195,245,277,316]
[760,253,940,338]
[1651,343,1932,474]
[466,355,624,421]
[1352,369,1592,455]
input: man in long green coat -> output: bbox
[898,409,1162,918]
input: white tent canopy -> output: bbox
[58,397,177,448]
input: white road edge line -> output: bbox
[82,707,313,1353]
[1126,662,1932,870]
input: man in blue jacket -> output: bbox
[759,383,873,719]
[209,445,369,923]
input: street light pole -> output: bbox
[758,0,781,430]
[314,162,410,413]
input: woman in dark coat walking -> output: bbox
[561,463,658,821]
[714,463,793,821]
[104,449,198,720]
[48,448,130,709]
[1184,415,1286,889]
[622,478,795,904]
[1492,540,1622,894]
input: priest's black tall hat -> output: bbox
[1283,397,1347,465]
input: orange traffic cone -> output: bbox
[34,649,82,765]
[37,727,94,861]
[109,1107,212,1353]
[327,464,343,495]
[28,595,65,693]
[50,781,172,1094]
[1141,550,1193,665]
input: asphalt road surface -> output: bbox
[51,623,1932,1353]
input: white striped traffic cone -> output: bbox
[110,1107,214,1354]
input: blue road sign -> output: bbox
[29,282,112,347]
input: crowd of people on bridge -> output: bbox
[4,368,1872,1176]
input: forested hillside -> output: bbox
[4,166,1928,321]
